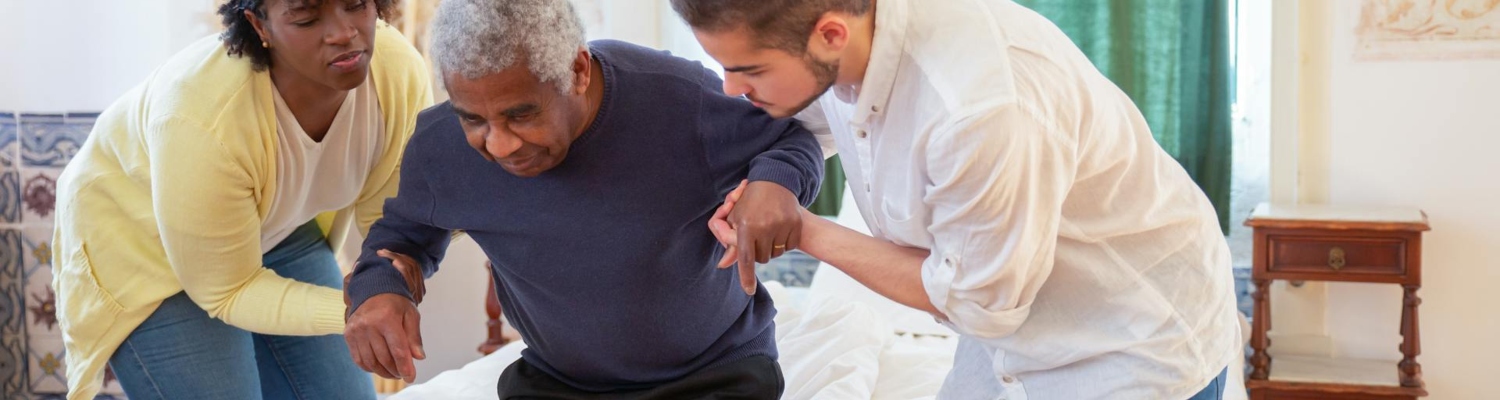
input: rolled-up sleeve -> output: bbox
[919,104,1076,340]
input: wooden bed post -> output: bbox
[478,261,510,355]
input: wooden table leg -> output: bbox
[1251,279,1272,380]
[1399,284,1424,388]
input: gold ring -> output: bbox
[773,244,786,250]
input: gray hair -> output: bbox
[430,0,586,91]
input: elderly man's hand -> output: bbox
[709,180,802,295]
[345,293,425,383]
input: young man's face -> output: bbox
[693,29,839,119]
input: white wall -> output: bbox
[0,0,217,111]
[1302,3,1500,399]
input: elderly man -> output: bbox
[340,0,822,398]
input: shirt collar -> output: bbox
[839,0,909,127]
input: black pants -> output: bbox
[496,355,784,400]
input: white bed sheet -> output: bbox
[392,282,958,400]
[392,280,1247,400]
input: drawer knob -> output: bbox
[1328,246,1346,270]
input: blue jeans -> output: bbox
[108,221,374,400]
[1185,368,1229,400]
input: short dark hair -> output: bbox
[217,0,397,71]
[669,0,871,54]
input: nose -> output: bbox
[325,10,359,45]
[722,73,751,98]
[483,123,524,159]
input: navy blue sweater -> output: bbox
[345,40,823,391]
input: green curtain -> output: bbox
[807,155,846,216]
[1015,0,1234,232]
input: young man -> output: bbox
[342,0,822,398]
[674,0,1242,399]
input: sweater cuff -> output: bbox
[748,164,810,206]
[346,264,415,317]
[311,287,349,334]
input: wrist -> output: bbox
[798,209,830,256]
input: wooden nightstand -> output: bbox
[1244,203,1429,400]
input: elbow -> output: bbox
[939,300,1031,339]
[180,285,237,322]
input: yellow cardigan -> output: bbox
[51,23,432,399]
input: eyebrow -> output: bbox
[451,106,481,120]
[722,65,763,73]
[502,104,540,117]
[282,0,317,17]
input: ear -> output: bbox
[807,14,851,56]
[245,9,271,47]
[570,46,592,96]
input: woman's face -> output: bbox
[247,0,378,91]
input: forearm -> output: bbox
[199,269,347,335]
[798,210,944,316]
[347,194,451,314]
[744,127,824,206]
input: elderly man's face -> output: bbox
[446,60,588,177]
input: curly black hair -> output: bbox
[218,0,397,71]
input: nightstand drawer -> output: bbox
[1267,235,1407,276]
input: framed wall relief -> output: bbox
[1356,0,1500,60]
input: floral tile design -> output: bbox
[19,169,59,226]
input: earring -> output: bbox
[262,40,270,49]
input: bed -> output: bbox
[389,200,1249,399]
[392,260,963,400]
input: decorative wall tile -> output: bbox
[1,112,19,223]
[19,168,60,226]
[26,338,64,394]
[7,111,114,399]
[1,113,17,168]
[20,113,94,168]
[23,227,57,340]
[100,364,125,396]
[0,334,24,400]
[1,167,18,224]
[1,229,27,399]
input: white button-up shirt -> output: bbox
[796,0,1241,398]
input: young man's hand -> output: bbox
[342,250,427,308]
[708,179,802,295]
[378,249,427,304]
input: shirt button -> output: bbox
[865,183,872,192]
[871,105,881,113]
[1002,376,1016,384]
[857,130,868,139]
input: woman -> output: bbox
[51,0,431,398]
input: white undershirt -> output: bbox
[261,77,383,253]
